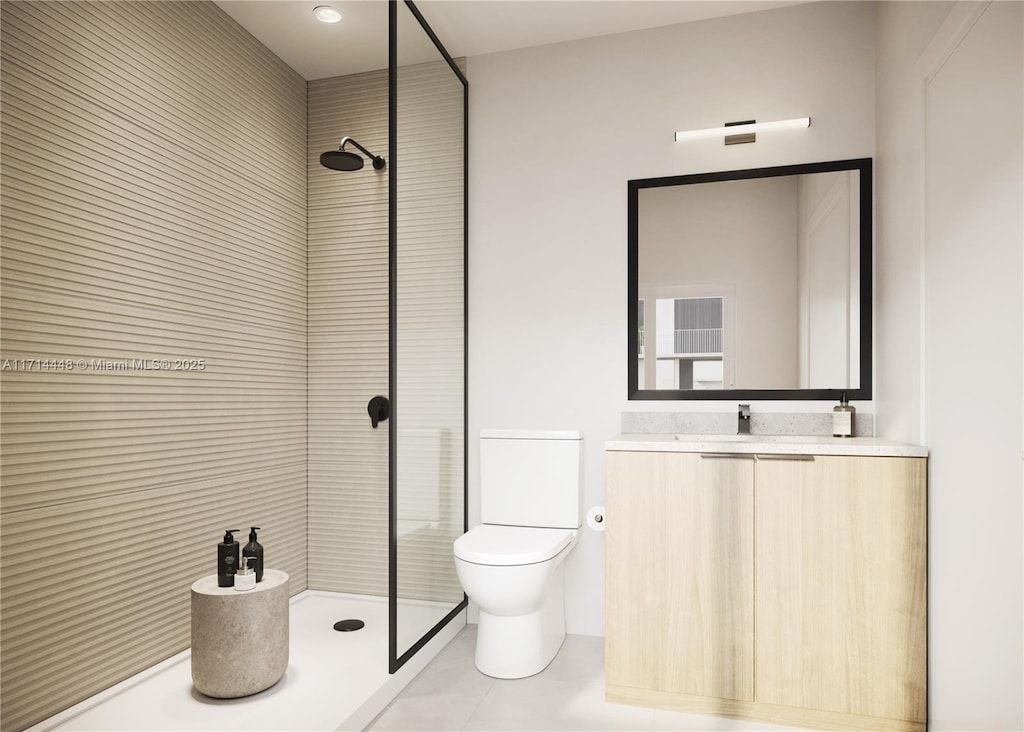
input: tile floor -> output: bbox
[368,626,802,732]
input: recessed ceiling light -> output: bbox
[313,6,342,23]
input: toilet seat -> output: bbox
[454,525,575,566]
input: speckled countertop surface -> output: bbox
[607,433,928,457]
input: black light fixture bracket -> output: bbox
[724,119,757,146]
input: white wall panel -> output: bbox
[877,2,1023,727]
[920,3,1023,727]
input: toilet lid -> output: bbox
[454,525,576,566]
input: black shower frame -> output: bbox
[388,0,470,675]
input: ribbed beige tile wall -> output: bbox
[307,69,391,594]
[0,2,307,729]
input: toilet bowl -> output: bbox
[453,429,584,679]
[454,525,579,678]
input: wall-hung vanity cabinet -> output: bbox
[605,435,927,732]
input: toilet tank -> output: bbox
[480,429,583,529]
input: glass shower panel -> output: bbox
[390,0,466,669]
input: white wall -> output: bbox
[875,1,955,442]
[467,1,875,636]
[876,2,1023,729]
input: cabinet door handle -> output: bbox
[755,453,815,461]
[700,453,756,459]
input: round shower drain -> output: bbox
[333,619,365,632]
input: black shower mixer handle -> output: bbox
[367,396,390,429]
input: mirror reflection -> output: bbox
[628,159,872,400]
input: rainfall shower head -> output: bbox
[320,150,365,171]
[320,136,385,171]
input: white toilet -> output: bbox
[454,429,583,679]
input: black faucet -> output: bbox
[738,404,751,434]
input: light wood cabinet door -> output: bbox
[755,455,927,722]
[606,450,754,701]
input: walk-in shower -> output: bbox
[0,0,466,729]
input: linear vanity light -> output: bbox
[674,117,811,145]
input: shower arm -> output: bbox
[339,137,379,161]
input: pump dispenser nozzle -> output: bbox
[234,554,256,591]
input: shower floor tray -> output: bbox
[29,592,464,732]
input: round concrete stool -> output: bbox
[190,569,289,698]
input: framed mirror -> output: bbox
[628,158,872,400]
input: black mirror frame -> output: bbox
[628,157,872,401]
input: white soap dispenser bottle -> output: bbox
[234,555,256,591]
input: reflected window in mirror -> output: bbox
[641,292,732,390]
[627,158,872,401]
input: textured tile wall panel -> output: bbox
[0,2,307,728]
[307,69,390,595]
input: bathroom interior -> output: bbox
[0,1,1021,731]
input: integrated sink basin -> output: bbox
[606,434,928,458]
[675,433,820,443]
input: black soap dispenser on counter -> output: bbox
[217,529,241,587]
[243,526,264,582]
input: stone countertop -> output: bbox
[606,433,928,458]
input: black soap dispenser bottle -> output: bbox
[217,529,241,587]
[243,526,264,582]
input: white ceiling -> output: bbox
[214,0,807,80]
